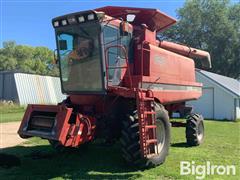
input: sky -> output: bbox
[1,0,186,50]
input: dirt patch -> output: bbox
[0,122,27,149]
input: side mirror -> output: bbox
[120,21,129,36]
[53,49,59,64]
[59,40,67,50]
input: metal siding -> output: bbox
[0,74,3,99]
[3,73,18,101]
[236,99,240,119]
[3,73,12,100]
[14,73,66,105]
[188,72,236,120]
[189,88,214,119]
[46,77,57,104]
[52,76,66,102]
[0,72,17,101]
[214,86,235,120]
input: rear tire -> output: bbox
[186,114,204,146]
[120,103,171,168]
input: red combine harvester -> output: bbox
[18,6,211,167]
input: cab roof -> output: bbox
[95,6,177,32]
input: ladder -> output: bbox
[137,89,158,157]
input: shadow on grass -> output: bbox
[171,142,189,148]
[0,143,141,179]
[204,119,238,122]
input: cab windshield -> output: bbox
[56,23,103,92]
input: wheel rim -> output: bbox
[155,120,166,154]
[197,121,204,141]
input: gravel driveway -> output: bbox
[0,122,26,149]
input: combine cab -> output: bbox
[18,6,210,167]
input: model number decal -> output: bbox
[154,55,165,64]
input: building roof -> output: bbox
[197,69,240,97]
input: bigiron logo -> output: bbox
[180,161,236,179]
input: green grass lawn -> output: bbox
[0,104,25,123]
[0,116,239,179]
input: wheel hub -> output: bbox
[197,121,204,141]
[155,120,166,154]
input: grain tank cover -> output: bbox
[95,6,176,32]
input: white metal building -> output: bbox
[188,70,240,121]
[0,71,66,105]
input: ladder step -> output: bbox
[140,97,154,101]
[137,90,158,157]
[145,125,157,129]
[146,139,158,144]
[144,111,156,115]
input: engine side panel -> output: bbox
[140,44,202,104]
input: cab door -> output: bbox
[103,25,131,87]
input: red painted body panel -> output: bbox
[96,6,176,32]
[149,45,196,83]
[152,91,201,104]
[18,105,72,143]
[18,104,96,147]
[119,25,203,103]
[18,6,211,150]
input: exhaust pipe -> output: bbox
[159,41,211,69]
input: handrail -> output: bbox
[140,41,150,88]
[104,45,132,89]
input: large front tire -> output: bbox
[120,103,171,167]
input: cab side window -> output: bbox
[103,25,132,84]
[103,26,120,82]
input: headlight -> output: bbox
[62,20,67,26]
[68,17,76,24]
[78,16,85,23]
[87,14,94,20]
[53,21,59,27]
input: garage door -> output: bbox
[189,88,214,119]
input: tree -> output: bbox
[0,55,17,71]
[0,41,17,71]
[161,0,240,79]
[0,41,59,76]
